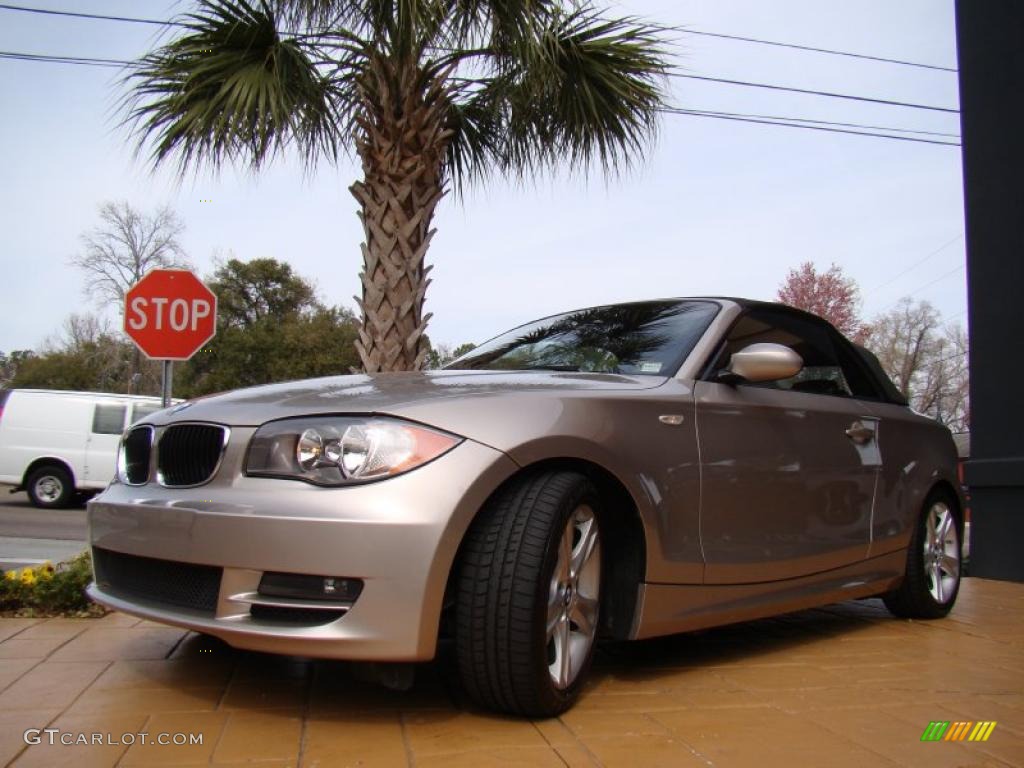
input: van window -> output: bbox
[92,404,127,435]
[131,403,161,424]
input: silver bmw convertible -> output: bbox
[87,297,963,716]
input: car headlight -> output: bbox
[245,417,462,486]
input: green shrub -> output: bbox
[0,551,105,617]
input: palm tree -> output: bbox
[124,0,670,372]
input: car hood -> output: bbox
[151,370,668,428]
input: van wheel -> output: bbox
[27,466,74,509]
[455,471,603,717]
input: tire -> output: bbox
[883,489,961,619]
[26,465,74,509]
[455,471,603,717]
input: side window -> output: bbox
[92,404,127,435]
[130,403,161,424]
[714,310,853,397]
[830,332,884,400]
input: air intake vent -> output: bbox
[120,426,153,485]
[157,423,228,487]
[93,547,222,614]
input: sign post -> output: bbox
[123,269,218,406]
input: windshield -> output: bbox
[446,300,720,376]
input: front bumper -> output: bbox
[87,432,517,661]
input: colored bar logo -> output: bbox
[921,721,997,742]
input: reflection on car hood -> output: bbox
[151,370,668,427]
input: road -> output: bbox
[0,491,88,571]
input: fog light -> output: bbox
[258,572,364,602]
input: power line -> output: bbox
[679,28,957,73]
[0,50,129,68]
[662,108,960,146]
[0,3,180,27]
[0,3,961,75]
[865,234,964,295]
[0,50,963,147]
[670,72,959,114]
[675,108,958,139]
[875,264,967,313]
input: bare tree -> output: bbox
[865,298,969,431]
[777,262,866,340]
[44,313,111,354]
[70,201,191,306]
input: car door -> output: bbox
[695,308,881,584]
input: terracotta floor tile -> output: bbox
[66,685,224,715]
[580,734,707,767]
[572,691,714,712]
[1,660,108,710]
[92,612,142,627]
[559,709,672,740]
[976,730,1024,767]
[48,627,187,662]
[0,657,39,691]
[0,577,1020,766]
[11,711,149,768]
[119,710,229,766]
[301,714,408,768]
[414,745,566,767]
[403,711,549,757]
[15,619,91,640]
[91,658,233,691]
[0,618,41,642]
[220,678,308,712]
[212,710,303,763]
[0,635,75,660]
[308,666,451,713]
[553,743,601,767]
[712,662,855,691]
[0,709,63,766]
[530,716,577,747]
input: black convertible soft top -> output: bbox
[853,343,909,406]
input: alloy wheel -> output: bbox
[923,501,960,604]
[547,504,601,690]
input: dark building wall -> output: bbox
[956,0,1024,581]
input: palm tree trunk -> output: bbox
[350,59,451,372]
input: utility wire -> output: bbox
[670,72,959,114]
[0,50,129,67]
[865,234,964,295]
[0,3,959,74]
[0,3,181,27]
[875,264,967,313]
[680,28,957,73]
[675,108,958,139]
[662,108,960,146]
[0,50,962,146]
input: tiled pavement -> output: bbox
[0,577,1021,767]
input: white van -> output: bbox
[0,389,167,508]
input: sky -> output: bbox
[0,0,965,355]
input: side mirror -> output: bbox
[718,343,803,384]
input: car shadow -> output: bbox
[153,597,894,725]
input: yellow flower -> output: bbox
[3,570,16,582]
[38,562,55,580]
[20,568,36,586]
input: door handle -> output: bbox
[845,421,875,444]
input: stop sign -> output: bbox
[124,269,217,360]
